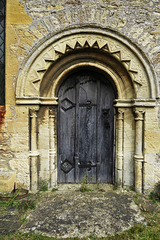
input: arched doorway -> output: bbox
[15,28,158,192]
[57,69,115,183]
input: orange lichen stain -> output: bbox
[0,106,6,126]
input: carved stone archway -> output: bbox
[16,28,158,192]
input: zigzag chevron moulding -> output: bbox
[17,32,151,100]
[29,35,143,91]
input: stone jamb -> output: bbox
[114,102,155,193]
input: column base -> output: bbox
[115,168,123,187]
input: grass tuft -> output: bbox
[39,180,48,192]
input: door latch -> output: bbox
[78,161,97,171]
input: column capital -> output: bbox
[49,108,55,117]
[116,109,124,120]
[133,109,144,120]
[29,107,39,118]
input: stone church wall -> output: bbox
[1,0,160,192]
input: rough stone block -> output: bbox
[0,171,16,193]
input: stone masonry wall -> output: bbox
[3,0,160,190]
[12,0,160,85]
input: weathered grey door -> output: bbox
[57,70,115,183]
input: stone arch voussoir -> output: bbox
[16,28,158,105]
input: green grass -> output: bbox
[0,197,36,213]
[14,199,36,211]
[0,191,40,220]
[107,222,160,240]
[51,188,58,192]
[79,170,94,192]
[39,180,49,192]
[0,232,52,240]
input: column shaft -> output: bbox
[116,110,124,186]
[134,110,144,193]
[30,109,39,191]
[49,108,57,188]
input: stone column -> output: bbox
[134,109,144,193]
[29,108,39,191]
[49,108,57,188]
[116,109,124,186]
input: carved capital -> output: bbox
[49,108,55,118]
[29,109,38,118]
[29,105,39,117]
[116,109,124,120]
[134,109,144,121]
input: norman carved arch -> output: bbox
[16,28,158,192]
[16,28,158,105]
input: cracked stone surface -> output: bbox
[0,206,22,235]
[19,189,146,238]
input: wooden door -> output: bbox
[57,70,115,183]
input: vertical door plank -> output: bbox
[99,79,115,183]
[78,75,97,182]
[58,78,76,183]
